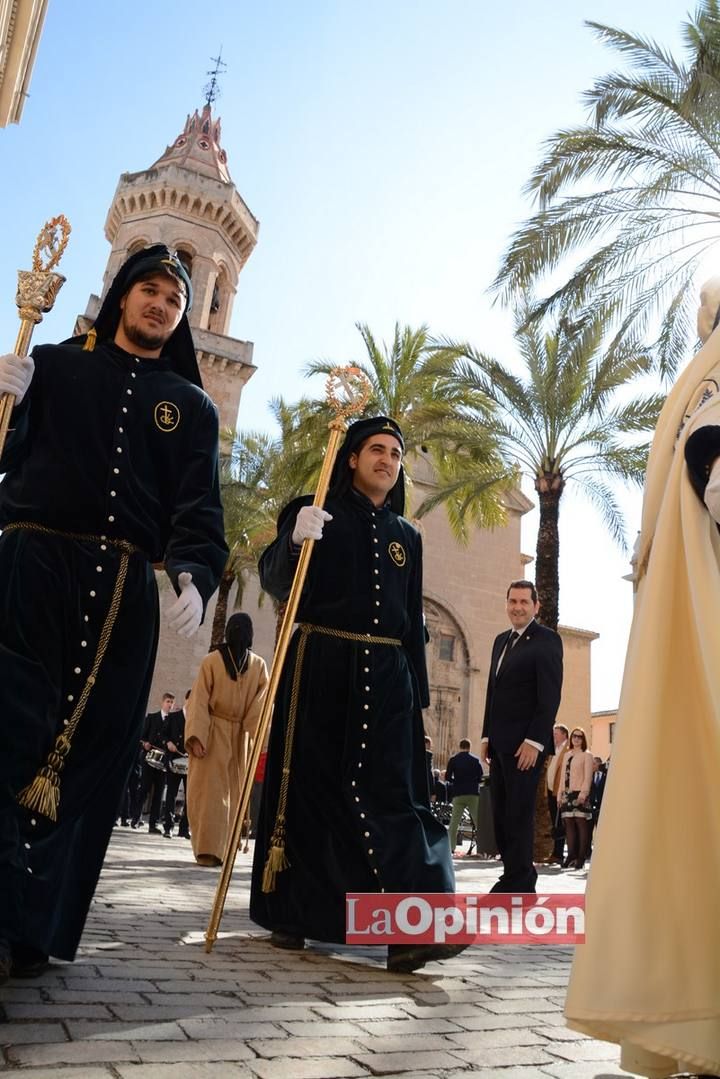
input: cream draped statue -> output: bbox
[565,279,720,1078]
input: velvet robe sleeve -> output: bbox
[403,529,430,709]
[258,495,311,602]
[164,396,228,614]
[185,656,214,749]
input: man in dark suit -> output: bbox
[131,692,175,833]
[589,756,608,829]
[445,738,484,852]
[163,693,190,839]
[481,580,563,893]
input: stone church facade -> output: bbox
[79,102,598,763]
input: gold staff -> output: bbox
[241,732,252,854]
[0,216,71,457]
[205,364,371,953]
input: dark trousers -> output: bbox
[133,762,165,827]
[489,751,545,892]
[546,789,565,860]
[117,784,131,825]
[117,763,141,824]
[163,770,188,836]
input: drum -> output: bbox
[145,747,166,771]
[169,754,188,776]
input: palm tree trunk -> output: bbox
[210,568,235,651]
[534,475,563,632]
[532,475,563,862]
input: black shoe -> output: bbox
[130,820,140,829]
[386,942,469,973]
[178,830,190,839]
[148,826,162,835]
[269,930,305,951]
[120,820,129,827]
[163,831,172,838]
[11,945,49,979]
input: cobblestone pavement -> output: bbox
[0,828,638,1079]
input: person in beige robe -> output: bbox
[185,614,268,866]
[565,282,720,1077]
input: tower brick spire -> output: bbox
[151,104,232,184]
[77,101,260,431]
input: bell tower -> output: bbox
[78,100,259,430]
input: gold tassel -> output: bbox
[262,826,290,893]
[82,327,97,351]
[17,767,61,821]
[17,737,70,823]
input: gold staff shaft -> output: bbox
[241,732,251,854]
[204,415,349,953]
[0,317,39,453]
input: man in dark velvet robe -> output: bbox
[0,245,227,982]
[250,416,462,973]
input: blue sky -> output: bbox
[0,1,691,709]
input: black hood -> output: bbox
[64,244,202,388]
[328,415,406,515]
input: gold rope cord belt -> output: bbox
[262,622,401,893]
[3,522,142,822]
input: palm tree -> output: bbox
[211,430,276,649]
[304,321,512,528]
[431,304,663,630]
[492,2,720,378]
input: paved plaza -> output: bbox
[0,829,638,1079]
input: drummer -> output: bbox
[131,692,175,833]
[163,692,190,839]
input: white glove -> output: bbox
[704,458,720,523]
[167,571,202,638]
[0,353,34,405]
[291,506,333,545]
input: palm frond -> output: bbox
[490,6,720,367]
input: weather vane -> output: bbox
[204,48,227,108]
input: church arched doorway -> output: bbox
[423,599,470,769]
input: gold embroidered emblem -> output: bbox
[154,401,180,432]
[388,541,406,567]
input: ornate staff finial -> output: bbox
[32,215,71,273]
[325,365,372,422]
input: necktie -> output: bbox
[497,631,519,673]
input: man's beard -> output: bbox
[120,312,169,352]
